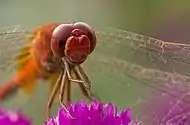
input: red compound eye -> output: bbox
[51,22,96,60]
[51,23,73,57]
[73,22,96,54]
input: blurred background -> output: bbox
[0,0,190,124]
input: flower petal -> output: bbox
[45,100,135,125]
[0,108,31,125]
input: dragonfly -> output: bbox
[0,22,190,124]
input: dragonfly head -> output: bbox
[51,22,96,64]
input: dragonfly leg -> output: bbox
[59,69,74,119]
[62,57,86,84]
[46,70,63,120]
[74,65,91,89]
[66,79,71,106]
[78,83,95,100]
[73,66,98,101]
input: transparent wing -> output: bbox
[96,28,190,76]
[0,25,34,113]
[0,25,32,72]
[80,28,190,124]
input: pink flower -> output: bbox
[0,108,31,125]
[44,100,140,125]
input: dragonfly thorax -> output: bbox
[41,51,62,74]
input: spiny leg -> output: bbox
[66,79,71,106]
[74,65,91,88]
[62,57,86,83]
[58,69,67,108]
[46,70,63,120]
[78,83,94,100]
[65,67,77,105]
[58,76,70,107]
[58,69,73,118]
[79,83,101,101]
[73,66,96,100]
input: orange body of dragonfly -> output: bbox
[0,22,190,124]
[0,22,97,119]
